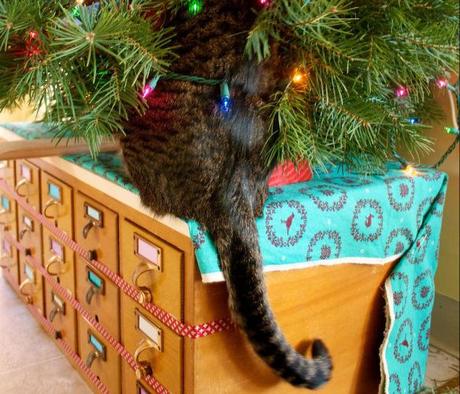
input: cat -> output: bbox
[121,0,332,389]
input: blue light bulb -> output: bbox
[407,117,421,125]
[220,96,232,114]
[219,81,232,115]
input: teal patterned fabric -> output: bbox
[188,163,447,394]
[2,123,447,394]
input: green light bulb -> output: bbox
[445,127,459,136]
[188,0,203,16]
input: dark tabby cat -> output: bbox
[121,0,332,389]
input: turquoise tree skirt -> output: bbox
[3,123,448,394]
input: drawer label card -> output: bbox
[87,269,104,291]
[135,309,163,351]
[50,239,64,259]
[20,164,32,181]
[1,195,10,211]
[85,203,103,225]
[2,239,12,257]
[48,182,62,202]
[135,234,161,270]
[24,263,35,282]
[88,331,106,360]
[23,215,34,231]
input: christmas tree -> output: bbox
[0,0,458,171]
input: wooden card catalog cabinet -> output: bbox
[120,220,183,318]
[15,160,40,210]
[40,173,73,235]
[78,316,121,394]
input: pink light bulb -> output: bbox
[142,85,154,99]
[435,77,448,89]
[29,30,39,40]
[395,85,409,98]
[259,0,271,6]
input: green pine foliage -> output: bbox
[0,0,175,155]
[247,0,459,170]
[0,0,458,170]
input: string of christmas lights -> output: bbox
[0,0,458,169]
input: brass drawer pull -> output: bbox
[49,304,64,322]
[82,219,96,239]
[132,263,156,304]
[43,199,60,219]
[45,255,66,276]
[137,286,152,305]
[134,339,155,380]
[15,179,28,197]
[85,285,101,305]
[19,279,33,304]
[85,350,101,368]
[19,228,30,240]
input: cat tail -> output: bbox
[207,195,332,389]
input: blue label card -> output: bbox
[86,204,102,223]
[1,195,10,211]
[89,333,105,355]
[88,270,103,289]
[48,182,62,201]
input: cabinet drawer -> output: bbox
[44,283,77,351]
[78,316,121,394]
[18,257,44,315]
[17,208,42,260]
[42,230,75,294]
[75,192,118,273]
[120,220,183,319]
[0,193,16,227]
[76,257,120,339]
[40,172,73,235]
[0,160,15,187]
[1,231,19,287]
[15,160,40,210]
[1,194,18,287]
[121,296,183,394]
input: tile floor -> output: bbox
[0,270,458,394]
[424,346,460,393]
[0,271,91,394]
